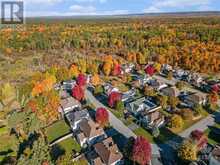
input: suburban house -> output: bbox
[126,97,164,128]
[160,86,180,97]
[149,79,168,91]
[132,74,152,87]
[76,119,106,147]
[209,145,220,165]
[62,80,76,91]
[189,73,204,87]
[121,63,135,74]
[103,83,119,96]
[65,109,90,131]
[92,137,123,165]
[121,88,136,102]
[184,92,207,107]
[162,64,173,72]
[173,68,188,80]
[58,96,81,115]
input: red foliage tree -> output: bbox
[76,73,87,87]
[108,91,122,108]
[132,136,152,165]
[190,130,208,150]
[212,85,220,93]
[144,65,155,76]
[112,64,121,76]
[95,107,109,127]
[72,85,84,101]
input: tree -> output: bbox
[178,139,197,162]
[93,85,103,96]
[95,107,109,127]
[69,64,79,78]
[144,65,155,76]
[0,83,16,105]
[112,64,121,76]
[154,62,161,73]
[108,92,122,108]
[115,100,125,111]
[132,136,152,165]
[190,130,207,150]
[157,95,168,109]
[168,115,184,130]
[72,85,84,101]
[180,109,194,121]
[176,81,185,90]
[56,67,71,82]
[91,74,101,87]
[167,71,173,80]
[144,85,157,97]
[168,96,180,109]
[136,52,146,65]
[194,104,204,116]
[152,126,160,138]
[103,62,112,76]
[76,74,87,87]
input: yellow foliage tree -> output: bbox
[91,74,101,86]
[168,114,184,130]
[70,64,79,78]
[178,140,198,161]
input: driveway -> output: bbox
[85,89,136,139]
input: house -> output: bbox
[209,145,220,165]
[76,119,106,147]
[160,86,180,97]
[190,73,204,87]
[59,90,70,99]
[162,64,173,72]
[121,88,136,102]
[184,93,207,107]
[92,137,123,165]
[173,68,187,79]
[62,80,76,90]
[149,79,168,91]
[58,96,81,115]
[103,83,119,96]
[65,109,90,131]
[132,74,152,87]
[121,63,135,74]
[126,97,161,116]
[53,83,61,90]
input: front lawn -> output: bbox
[45,120,70,143]
[133,127,155,143]
[58,138,81,153]
[205,123,220,145]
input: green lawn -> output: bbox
[45,120,70,143]
[205,123,220,145]
[133,127,155,143]
[58,138,81,153]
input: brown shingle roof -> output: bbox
[94,137,123,165]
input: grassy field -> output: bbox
[133,127,155,143]
[45,120,71,143]
[205,123,220,145]
[58,138,81,153]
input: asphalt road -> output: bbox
[85,89,137,139]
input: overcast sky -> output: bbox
[1,0,220,17]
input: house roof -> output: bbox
[59,90,70,99]
[161,86,179,97]
[94,137,123,165]
[185,93,206,104]
[65,109,89,126]
[79,119,104,139]
[60,97,81,110]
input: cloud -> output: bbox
[143,0,213,13]
[73,0,107,3]
[69,5,96,13]
[23,0,63,4]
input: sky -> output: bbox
[1,0,220,17]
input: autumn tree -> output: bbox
[176,81,185,90]
[69,64,79,78]
[91,74,101,87]
[144,65,155,76]
[168,114,184,130]
[112,64,121,76]
[136,52,146,65]
[115,100,125,112]
[108,92,122,108]
[95,107,109,127]
[76,74,87,87]
[178,139,197,162]
[157,95,168,109]
[72,85,84,101]
[132,136,152,165]
[56,67,71,82]
[190,130,208,150]
[180,109,194,121]
[168,96,180,110]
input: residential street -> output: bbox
[85,89,137,139]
